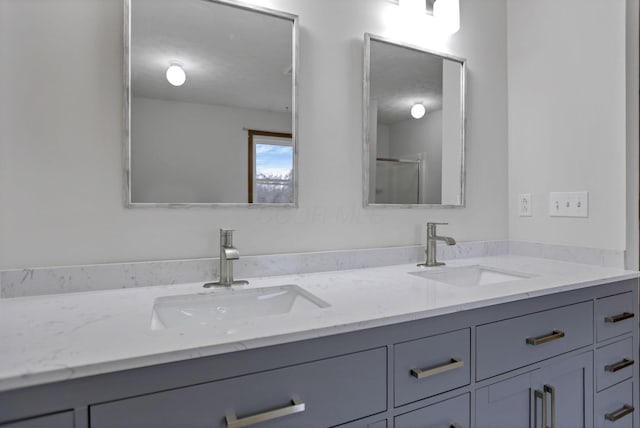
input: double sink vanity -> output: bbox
[1,248,639,428]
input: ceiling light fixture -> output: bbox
[166,63,186,87]
[411,103,426,119]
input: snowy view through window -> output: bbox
[255,143,293,203]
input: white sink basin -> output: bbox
[151,284,330,330]
[409,265,532,287]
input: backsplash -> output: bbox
[1,241,508,298]
[0,240,626,298]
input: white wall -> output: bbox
[131,97,291,203]
[507,0,627,251]
[626,0,639,269]
[0,0,509,269]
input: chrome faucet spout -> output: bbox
[418,222,456,267]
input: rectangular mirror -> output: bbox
[125,0,298,207]
[363,34,466,207]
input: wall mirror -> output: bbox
[125,0,298,207]
[363,34,466,207]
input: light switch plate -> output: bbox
[549,192,589,217]
[518,193,532,217]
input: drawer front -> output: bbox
[394,328,470,406]
[0,412,74,428]
[90,348,387,428]
[394,393,470,428]
[476,301,593,380]
[596,337,635,392]
[596,380,635,428]
[596,292,635,342]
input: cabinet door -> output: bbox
[534,352,593,428]
[476,372,535,428]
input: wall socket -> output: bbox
[518,193,532,217]
[548,192,589,217]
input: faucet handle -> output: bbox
[427,222,448,226]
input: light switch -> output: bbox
[549,192,588,217]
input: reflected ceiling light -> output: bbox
[433,0,460,34]
[166,63,186,87]
[411,103,426,119]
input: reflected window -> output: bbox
[248,130,293,203]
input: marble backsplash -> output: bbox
[0,240,626,298]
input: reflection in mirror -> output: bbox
[125,0,298,206]
[363,34,465,207]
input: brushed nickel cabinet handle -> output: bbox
[410,358,464,379]
[605,358,635,373]
[534,389,546,428]
[526,330,565,346]
[605,404,634,422]
[604,312,635,323]
[225,398,305,428]
[544,385,556,428]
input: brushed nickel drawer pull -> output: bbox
[410,358,464,379]
[605,358,635,373]
[526,330,565,346]
[605,404,634,422]
[604,312,635,323]
[225,398,305,428]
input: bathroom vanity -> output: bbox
[0,256,638,427]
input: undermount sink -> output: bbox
[151,284,330,330]
[409,265,532,287]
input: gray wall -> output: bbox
[0,0,509,269]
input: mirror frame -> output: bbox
[363,33,467,208]
[123,0,299,208]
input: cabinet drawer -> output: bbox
[596,292,635,342]
[394,393,469,428]
[90,348,387,428]
[596,380,635,428]
[0,412,74,428]
[394,328,470,406]
[596,337,635,392]
[476,301,593,380]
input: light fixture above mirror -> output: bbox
[396,0,460,34]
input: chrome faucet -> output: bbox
[204,229,249,287]
[418,222,456,267]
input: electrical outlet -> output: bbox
[518,193,532,217]
[549,192,589,217]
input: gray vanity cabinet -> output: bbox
[0,412,74,428]
[394,393,469,428]
[0,279,637,428]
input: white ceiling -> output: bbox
[131,0,293,113]
[371,39,444,125]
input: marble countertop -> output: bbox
[1,255,638,392]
